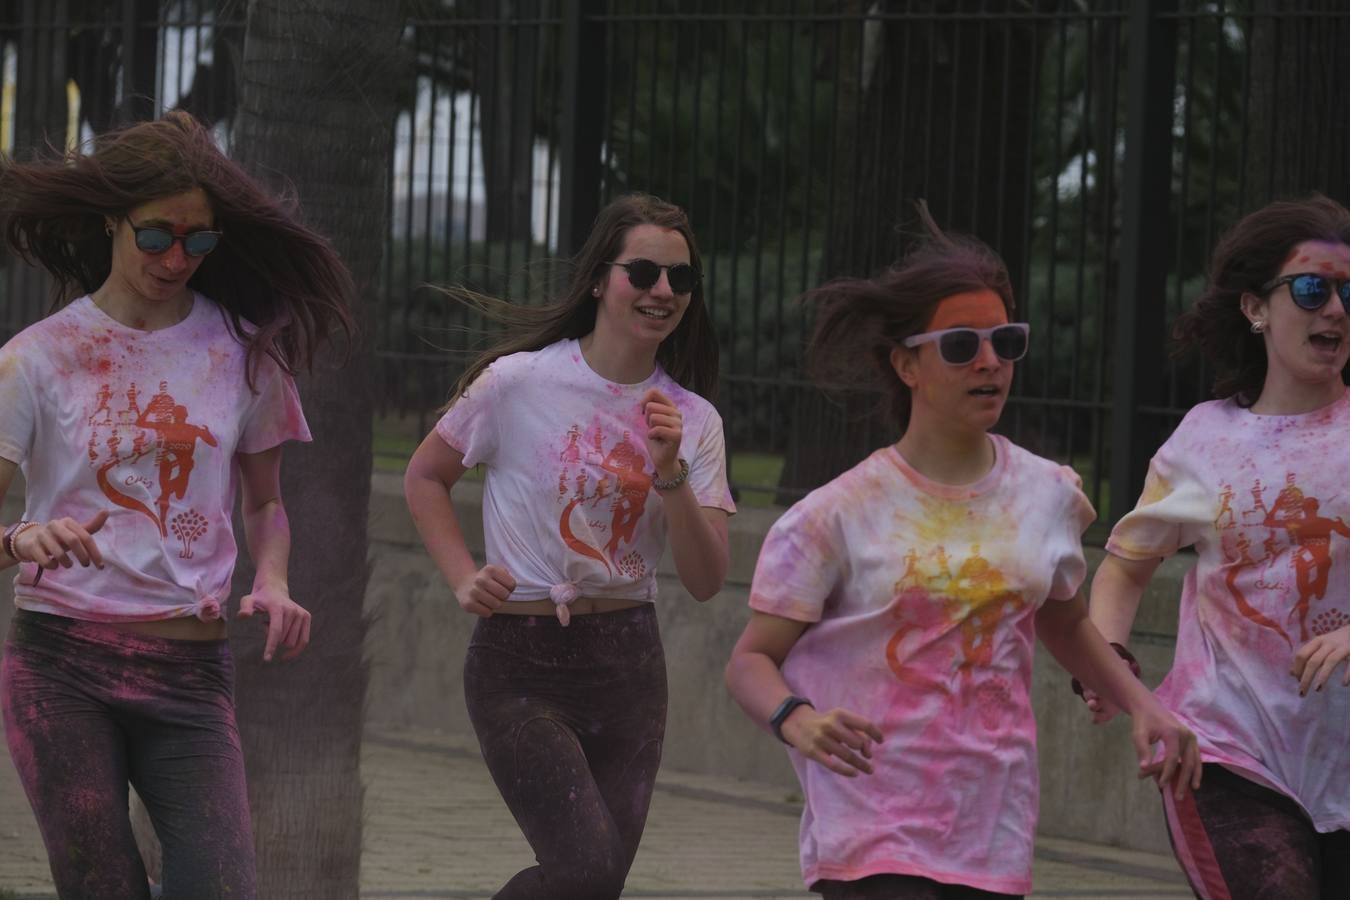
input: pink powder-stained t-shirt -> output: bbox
[435,338,735,603]
[750,435,1093,895]
[1107,394,1350,832]
[0,294,310,622]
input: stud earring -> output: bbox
[1250,320,1266,334]
[591,287,600,297]
[105,224,114,237]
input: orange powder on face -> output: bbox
[925,289,1009,331]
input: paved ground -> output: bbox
[0,726,1191,899]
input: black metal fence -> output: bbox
[2,1,1347,531]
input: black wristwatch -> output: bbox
[769,695,814,744]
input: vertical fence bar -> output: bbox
[1109,0,1177,524]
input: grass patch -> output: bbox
[727,451,787,509]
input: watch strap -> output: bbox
[769,694,813,744]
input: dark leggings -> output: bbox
[1163,763,1350,900]
[463,604,667,900]
[0,610,255,900]
[813,873,1021,899]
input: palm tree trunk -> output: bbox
[229,2,401,897]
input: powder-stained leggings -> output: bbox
[813,874,1021,899]
[0,610,255,900]
[1162,763,1350,900]
[464,604,667,900]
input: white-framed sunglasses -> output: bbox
[902,323,1030,366]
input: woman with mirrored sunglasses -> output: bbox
[725,203,1197,900]
[404,192,733,898]
[1081,195,1350,899]
[0,111,355,899]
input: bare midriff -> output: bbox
[493,596,646,616]
[108,617,229,641]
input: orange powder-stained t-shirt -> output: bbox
[750,436,1094,895]
[0,294,310,623]
[1108,393,1350,834]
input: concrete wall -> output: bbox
[3,474,1194,854]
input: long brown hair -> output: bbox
[1173,194,1350,406]
[0,110,354,386]
[445,193,719,402]
[805,202,1015,431]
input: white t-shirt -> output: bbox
[750,436,1093,894]
[1107,393,1350,832]
[434,338,735,605]
[0,294,310,622]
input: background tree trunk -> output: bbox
[1245,0,1349,203]
[777,0,1047,501]
[474,0,539,245]
[229,2,401,897]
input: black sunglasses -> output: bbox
[902,323,1031,366]
[129,222,222,257]
[605,259,700,295]
[1262,272,1350,313]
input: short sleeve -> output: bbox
[0,342,37,465]
[748,496,841,623]
[1105,435,1202,561]
[686,407,736,514]
[1047,465,1096,601]
[434,364,503,468]
[238,359,311,454]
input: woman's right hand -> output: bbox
[454,564,516,617]
[781,706,884,777]
[13,511,109,571]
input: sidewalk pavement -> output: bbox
[0,726,1191,899]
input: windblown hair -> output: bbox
[1173,194,1350,406]
[0,110,355,387]
[804,201,1015,432]
[444,192,719,402]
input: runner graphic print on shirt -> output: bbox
[886,542,1027,730]
[1216,471,1350,644]
[89,379,217,554]
[556,422,652,579]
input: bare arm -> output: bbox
[0,458,18,572]
[403,432,514,615]
[658,483,729,601]
[235,446,310,661]
[0,456,107,574]
[1036,594,1201,796]
[642,387,729,601]
[1089,553,1160,645]
[1078,553,1162,720]
[725,610,883,776]
[237,447,290,594]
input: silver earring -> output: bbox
[591,287,600,297]
[1250,320,1266,334]
[105,224,114,237]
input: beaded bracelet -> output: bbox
[1071,642,1142,699]
[652,458,690,492]
[3,520,39,562]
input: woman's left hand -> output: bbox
[1292,625,1350,696]
[237,584,312,662]
[642,387,683,477]
[1133,705,1203,799]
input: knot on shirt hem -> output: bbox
[549,582,579,627]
